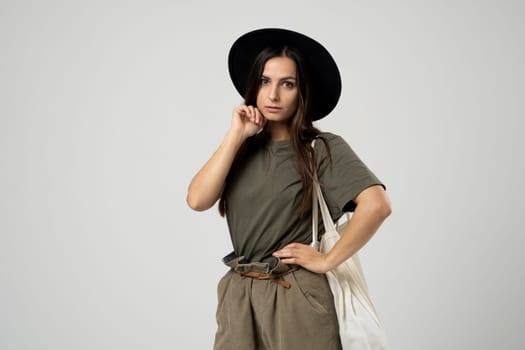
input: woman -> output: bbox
[187,28,392,350]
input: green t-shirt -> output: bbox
[224,129,386,263]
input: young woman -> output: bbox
[187,28,392,350]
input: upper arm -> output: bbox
[353,184,391,214]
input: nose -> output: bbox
[269,83,279,102]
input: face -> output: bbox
[256,56,299,122]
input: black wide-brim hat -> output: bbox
[228,28,342,121]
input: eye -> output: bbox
[283,81,295,88]
[260,77,269,85]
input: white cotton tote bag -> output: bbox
[311,139,388,350]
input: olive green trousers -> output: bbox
[214,253,342,350]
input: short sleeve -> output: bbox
[314,133,386,219]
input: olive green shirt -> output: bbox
[224,129,386,263]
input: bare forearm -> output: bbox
[187,104,266,211]
[325,203,391,270]
[187,130,245,211]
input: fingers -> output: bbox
[247,105,265,126]
[273,243,329,273]
[255,107,266,127]
[276,244,300,265]
[236,105,265,126]
[236,105,250,119]
[273,243,304,258]
[280,258,298,265]
[247,106,256,124]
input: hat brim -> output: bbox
[228,28,341,121]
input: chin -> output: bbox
[264,113,293,122]
[266,118,292,124]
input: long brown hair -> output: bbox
[218,46,333,218]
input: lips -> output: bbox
[265,106,282,113]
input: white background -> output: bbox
[1,0,523,349]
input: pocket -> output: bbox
[291,269,333,316]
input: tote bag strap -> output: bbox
[310,138,337,245]
[310,138,337,248]
[310,138,383,327]
[311,167,319,250]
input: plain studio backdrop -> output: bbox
[1,0,523,349]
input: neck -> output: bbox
[266,121,291,141]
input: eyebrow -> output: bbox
[261,74,297,81]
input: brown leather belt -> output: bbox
[233,267,299,289]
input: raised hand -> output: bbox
[230,104,267,140]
